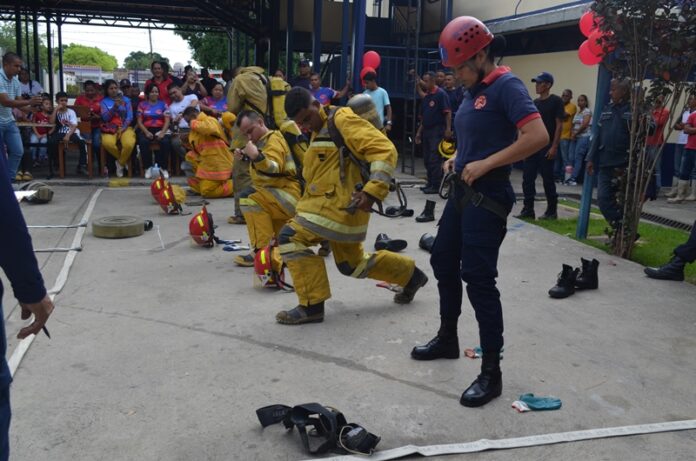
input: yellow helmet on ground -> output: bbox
[438,138,456,159]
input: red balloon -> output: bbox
[363,51,381,70]
[578,40,603,65]
[579,11,599,37]
[587,29,605,56]
[360,66,376,80]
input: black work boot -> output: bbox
[394,267,428,304]
[411,335,459,360]
[514,207,535,220]
[575,258,599,289]
[419,233,435,253]
[276,301,325,325]
[415,200,436,223]
[644,256,686,281]
[548,264,579,299]
[374,233,408,252]
[539,197,558,220]
[460,353,502,407]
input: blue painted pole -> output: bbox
[351,0,366,91]
[340,0,350,89]
[446,0,453,22]
[312,0,322,74]
[576,63,612,239]
[286,0,294,77]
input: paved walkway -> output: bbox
[3,185,695,460]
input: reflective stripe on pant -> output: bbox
[188,177,233,198]
[240,188,295,250]
[430,180,513,354]
[233,157,252,217]
[278,219,415,307]
[0,122,24,181]
[101,127,136,165]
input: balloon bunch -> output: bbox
[361,51,381,85]
[577,11,615,66]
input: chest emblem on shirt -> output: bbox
[474,95,487,110]
[428,100,435,107]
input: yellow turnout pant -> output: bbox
[187,177,233,198]
[278,219,415,306]
[240,188,295,250]
[102,127,136,166]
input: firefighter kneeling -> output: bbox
[182,107,234,198]
[275,87,429,325]
[232,110,303,267]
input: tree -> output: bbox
[0,22,49,71]
[587,0,695,258]
[62,43,118,71]
[123,51,169,70]
[174,26,256,69]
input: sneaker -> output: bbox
[144,167,153,179]
[22,171,33,181]
[227,215,246,225]
[115,161,124,178]
[565,179,577,186]
[15,173,23,182]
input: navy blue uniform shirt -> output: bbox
[454,67,540,173]
[420,86,451,129]
[589,101,632,168]
[445,87,464,115]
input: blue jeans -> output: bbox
[558,139,571,176]
[569,136,590,181]
[597,166,624,226]
[0,300,11,461]
[645,145,662,189]
[0,122,24,181]
[678,149,696,181]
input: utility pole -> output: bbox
[148,28,154,60]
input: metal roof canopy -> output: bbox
[0,0,264,36]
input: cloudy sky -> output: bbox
[59,24,199,68]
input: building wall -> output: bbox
[454,0,585,22]
[503,50,598,109]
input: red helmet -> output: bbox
[150,175,167,202]
[156,181,182,215]
[254,240,289,289]
[439,16,494,68]
[189,206,215,247]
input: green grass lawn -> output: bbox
[529,216,696,284]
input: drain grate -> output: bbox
[639,211,693,232]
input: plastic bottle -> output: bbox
[151,163,160,178]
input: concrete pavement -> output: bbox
[2,184,695,460]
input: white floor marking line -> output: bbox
[8,189,103,377]
[311,419,696,461]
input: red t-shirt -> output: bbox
[686,111,696,150]
[145,77,174,105]
[74,94,103,128]
[34,111,51,135]
[646,107,669,146]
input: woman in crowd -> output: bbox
[200,82,227,118]
[566,94,592,186]
[182,69,207,100]
[137,83,172,179]
[411,16,548,408]
[100,79,136,178]
[145,61,180,105]
[74,80,104,156]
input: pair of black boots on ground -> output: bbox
[548,258,599,298]
[411,329,501,407]
[386,200,437,223]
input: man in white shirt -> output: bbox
[167,82,200,170]
[19,68,43,97]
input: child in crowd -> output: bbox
[48,91,89,176]
[31,96,52,167]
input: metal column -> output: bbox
[46,15,54,96]
[445,0,453,23]
[340,0,350,89]
[32,12,40,82]
[25,15,31,64]
[235,29,241,67]
[226,29,234,69]
[57,13,64,91]
[351,0,367,91]
[576,63,612,239]
[269,2,280,73]
[15,7,22,58]
[312,0,322,73]
[286,0,294,76]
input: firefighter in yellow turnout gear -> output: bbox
[232,110,302,267]
[182,108,234,198]
[276,87,428,325]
